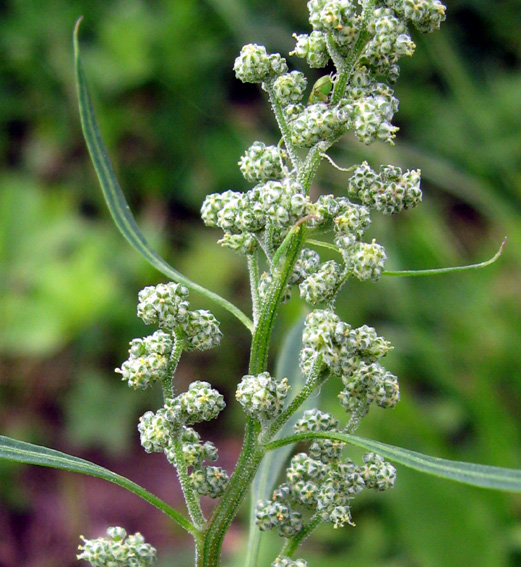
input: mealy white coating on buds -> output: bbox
[289,102,350,147]
[291,31,329,68]
[299,259,345,305]
[295,408,339,433]
[163,381,226,426]
[182,309,222,351]
[272,556,308,567]
[78,527,156,567]
[348,161,422,214]
[238,141,288,182]
[350,87,399,145]
[119,285,222,390]
[362,7,416,75]
[272,71,309,106]
[299,309,393,382]
[138,409,172,453]
[201,178,309,250]
[137,283,190,329]
[236,371,290,423]
[233,44,288,84]
[389,0,447,33]
[340,361,400,412]
[290,247,321,285]
[116,331,173,390]
[360,452,397,491]
[342,240,387,282]
[190,465,230,498]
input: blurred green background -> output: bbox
[1,0,520,566]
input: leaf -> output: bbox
[73,18,252,333]
[0,435,196,533]
[267,432,521,492]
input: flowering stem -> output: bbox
[279,512,323,558]
[266,82,302,171]
[200,419,265,567]
[249,226,305,374]
[172,435,206,530]
[330,0,377,105]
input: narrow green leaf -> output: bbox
[266,432,521,492]
[0,435,196,533]
[73,18,252,333]
[383,238,506,277]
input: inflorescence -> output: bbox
[79,1,445,566]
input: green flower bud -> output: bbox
[295,408,338,433]
[361,452,397,491]
[238,141,288,182]
[190,466,230,498]
[272,71,308,105]
[137,283,190,329]
[343,240,387,282]
[164,381,225,426]
[255,499,291,530]
[290,102,350,147]
[138,409,172,453]
[78,527,156,567]
[236,372,290,422]
[182,309,222,351]
[233,44,288,84]
[300,259,345,305]
[291,31,329,68]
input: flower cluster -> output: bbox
[273,556,308,567]
[233,43,288,84]
[348,161,422,214]
[201,178,309,255]
[299,309,397,418]
[78,527,156,567]
[116,283,222,390]
[239,141,288,183]
[236,371,290,424]
[256,409,396,536]
[138,381,229,498]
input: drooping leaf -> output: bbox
[0,435,196,533]
[267,432,521,492]
[73,18,252,333]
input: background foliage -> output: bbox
[1,1,520,566]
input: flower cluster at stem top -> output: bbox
[79,1,447,566]
[201,0,444,307]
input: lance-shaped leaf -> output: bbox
[73,18,252,333]
[266,432,521,492]
[0,435,196,533]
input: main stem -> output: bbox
[199,228,305,567]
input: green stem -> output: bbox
[265,82,302,171]
[162,329,185,399]
[330,0,377,105]
[297,141,332,193]
[201,419,265,567]
[279,512,323,558]
[249,226,305,375]
[172,435,206,530]
[201,226,306,566]
[247,252,261,325]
